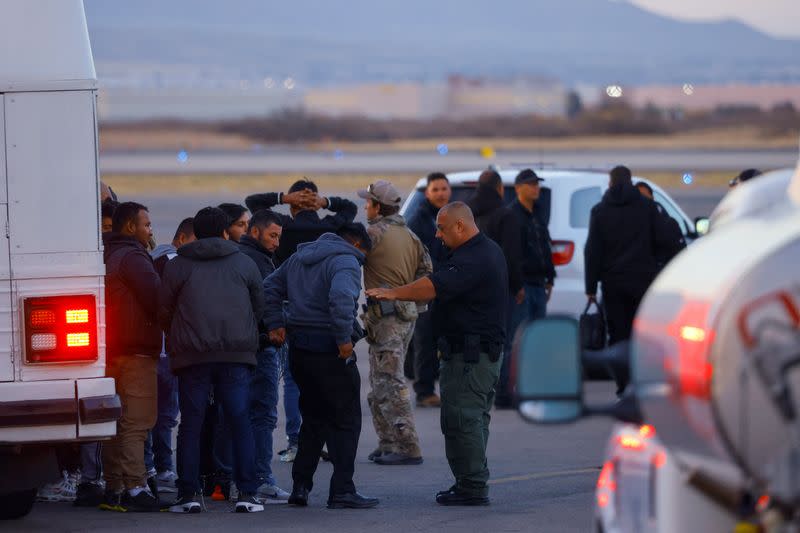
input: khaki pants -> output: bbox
[103,355,157,491]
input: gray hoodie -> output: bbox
[264,233,364,346]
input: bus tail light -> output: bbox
[551,240,575,266]
[24,295,97,363]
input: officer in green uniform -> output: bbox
[366,201,507,506]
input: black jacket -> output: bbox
[584,182,678,294]
[406,199,448,272]
[238,235,276,279]
[467,186,523,293]
[654,202,687,268]
[510,200,556,286]
[244,193,357,265]
[158,238,266,371]
[103,233,162,358]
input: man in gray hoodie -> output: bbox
[264,224,378,510]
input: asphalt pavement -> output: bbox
[23,339,616,532]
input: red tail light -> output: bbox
[24,295,98,363]
[551,240,575,266]
[596,460,617,509]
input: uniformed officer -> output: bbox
[358,180,432,466]
[366,201,507,506]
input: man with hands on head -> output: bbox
[245,179,358,265]
[263,223,379,510]
[367,201,507,507]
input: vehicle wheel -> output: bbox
[0,489,37,519]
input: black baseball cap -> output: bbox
[514,169,545,185]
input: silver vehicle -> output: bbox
[514,162,800,531]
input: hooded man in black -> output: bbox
[585,166,677,350]
[466,170,523,408]
[158,207,266,514]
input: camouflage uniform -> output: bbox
[363,214,432,457]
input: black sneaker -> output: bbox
[121,488,167,512]
[74,482,105,507]
[235,493,264,513]
[98,489,124,512]
[169,493,202,514]
[146,475,159,501]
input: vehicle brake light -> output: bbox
[24,295,98,363]
[66,309,89,324]
[618,435,646,451]
[596,460,617,509]
[639,424,656,439]
[551,240,575,266]
[652,450,667,469]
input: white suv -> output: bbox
[400,168,699,317]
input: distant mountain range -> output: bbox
[83,0,800,86]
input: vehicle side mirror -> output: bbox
[694,217,710,236]
[514,317,583,424]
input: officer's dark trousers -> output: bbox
[289,343,361,499]
[439,352,501,498]
[411,309,439,398]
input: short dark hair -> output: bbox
[478,169,502,190]
[635,181,653,196]
[609,165,633,187]
[248,209,283,231]
[101,199,119,220]
[289,179,318,194]
[426,172,448,187]
[173,217,195,241]
[193,207,229,239]
[217,203,248,227]
[337,222,372,253]
[111,201,148,233]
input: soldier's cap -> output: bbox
[357,179,402,206]
[514,168,545,185]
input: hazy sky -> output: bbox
[630,0,800,38]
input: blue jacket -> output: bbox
[263,233,364,346]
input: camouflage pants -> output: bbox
[366,314,422,457]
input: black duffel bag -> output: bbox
[580,300,607,350]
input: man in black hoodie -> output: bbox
[245,179,358,265]
[238,210,283,279]
[466,170,523,408]
[158,207,266,514]
[585,166,676,349]
[101,202,163,512]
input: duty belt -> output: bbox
[437,336,502,363]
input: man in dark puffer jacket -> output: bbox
[158,206,266,514]
[102,202,163,512]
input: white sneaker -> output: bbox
[37,470,77,502]
[257,483,290,503]
[156,470,178,493]
[279,445,297,463]
[235,493,264,513]
[169,494,202,514]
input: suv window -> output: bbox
[653,190,689,236]
[403,186,552,225]
[570,187,602,228]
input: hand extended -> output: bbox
[268,327,286,346]
[338,342,354,359]
[515,287,525,305]
[365,287,396,301]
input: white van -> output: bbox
[0,0,119,519]
[400,169,701,317]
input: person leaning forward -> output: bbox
[366,201,507,506]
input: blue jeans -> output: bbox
[498,285,548,401]
[144,356,179,473]
[282,348,301,447]
[176,363,258,495]
[251,346,281,485]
